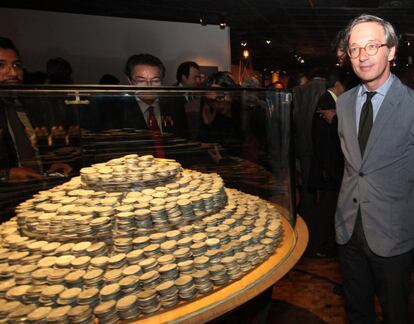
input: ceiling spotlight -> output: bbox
[300,59,305,64]
[219,21,227,29]
[243,49,250,59]
[240,41,247,47]
[265,39,271,45]
[407,41,411,46]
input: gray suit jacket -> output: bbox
[335,77,414,257]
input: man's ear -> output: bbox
[387,46,396,62]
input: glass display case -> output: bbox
[0,86,305,323]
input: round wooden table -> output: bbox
[134,216,308,323]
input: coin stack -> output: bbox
[156,280,179,308]
[100,283,121,302]
[192,269,214,295]
[27,306,52,323]
[0,300,22,320]
[103,269,123,285]
[67,305,95,324]
[77,287,100,309]
[159,263,179,282]
[221,256,242,281]
[175,275,197,300]
[45,305,72,323]
[157,254,175,266]
[234,252,251,274]
[139,270,161,290]
[14,264,37,285]
[39,285,65,306]
[94,300,120,324]
[209,264,229,286]
[126,249,145,265]
[64,270,85,288]
[57,287,82,306]
[5,285,30,302]
[23,285,43,305]
[83,269,104,289]
[8,303,36,323]
[119,275,140,295]
[136,289,160,314]
[116,294,141,320]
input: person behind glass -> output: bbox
[0,37,71,181]
[198,72,242,159]
[119,53,188,138]
[175,61,202,139]
[308,68,345,258]
[292,68,326,224]
[175,61,201,89]
[46,57,73,84]
[336,14,414,324]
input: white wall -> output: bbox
[0,8,231,84]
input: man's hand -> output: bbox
[47,163,73,177]
[8,167,44,181]
[318,109,336,124]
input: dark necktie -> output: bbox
[358,91,376,156]
[147,106,164,158]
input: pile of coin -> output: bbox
[80,154,182,191]
[0,155,287,323]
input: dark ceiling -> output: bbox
[2,0,414,71]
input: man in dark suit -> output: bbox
[308,68,345,257]
[292,69,326,222]
[336,15,414,323]
[112,53,189,139]
[0,36,71,181]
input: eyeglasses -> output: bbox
[0,61,24,71]
[130,77,162,86]
[348,42,388,59]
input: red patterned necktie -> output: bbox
[147,106,164,157]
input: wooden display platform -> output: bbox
[134,216,308,323]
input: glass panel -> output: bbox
[0,86,295,225]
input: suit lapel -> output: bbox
[362,78,402,161]
[343,87,362,167]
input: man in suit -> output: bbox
[0,36,71,181]
[308,68,345,257]
[174,61,202,139]
[336,14,414,323]
[119,53,188,139]
[292,69,326,223]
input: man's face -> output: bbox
[349,22,395,90]
[0,48,23,84]
[182,66,201,87]
[129,64,162,104]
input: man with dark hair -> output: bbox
[104,53,188,140]
[336,14,414,323]
[175,61,201,87]
[0,36,23,85]
[0,36,71,181]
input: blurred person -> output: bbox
[292,68,326,222]
[46,57,73,84]
[0,37,71,181]
[99,74,120,85]
[175,61,201,87]
[308,68,346,257]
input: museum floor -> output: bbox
[270,255,414,324]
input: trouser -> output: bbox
[338,212,413,324]
[297,155,316,222]
[309,189,338,253]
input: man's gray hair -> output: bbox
[345,14,399,49]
